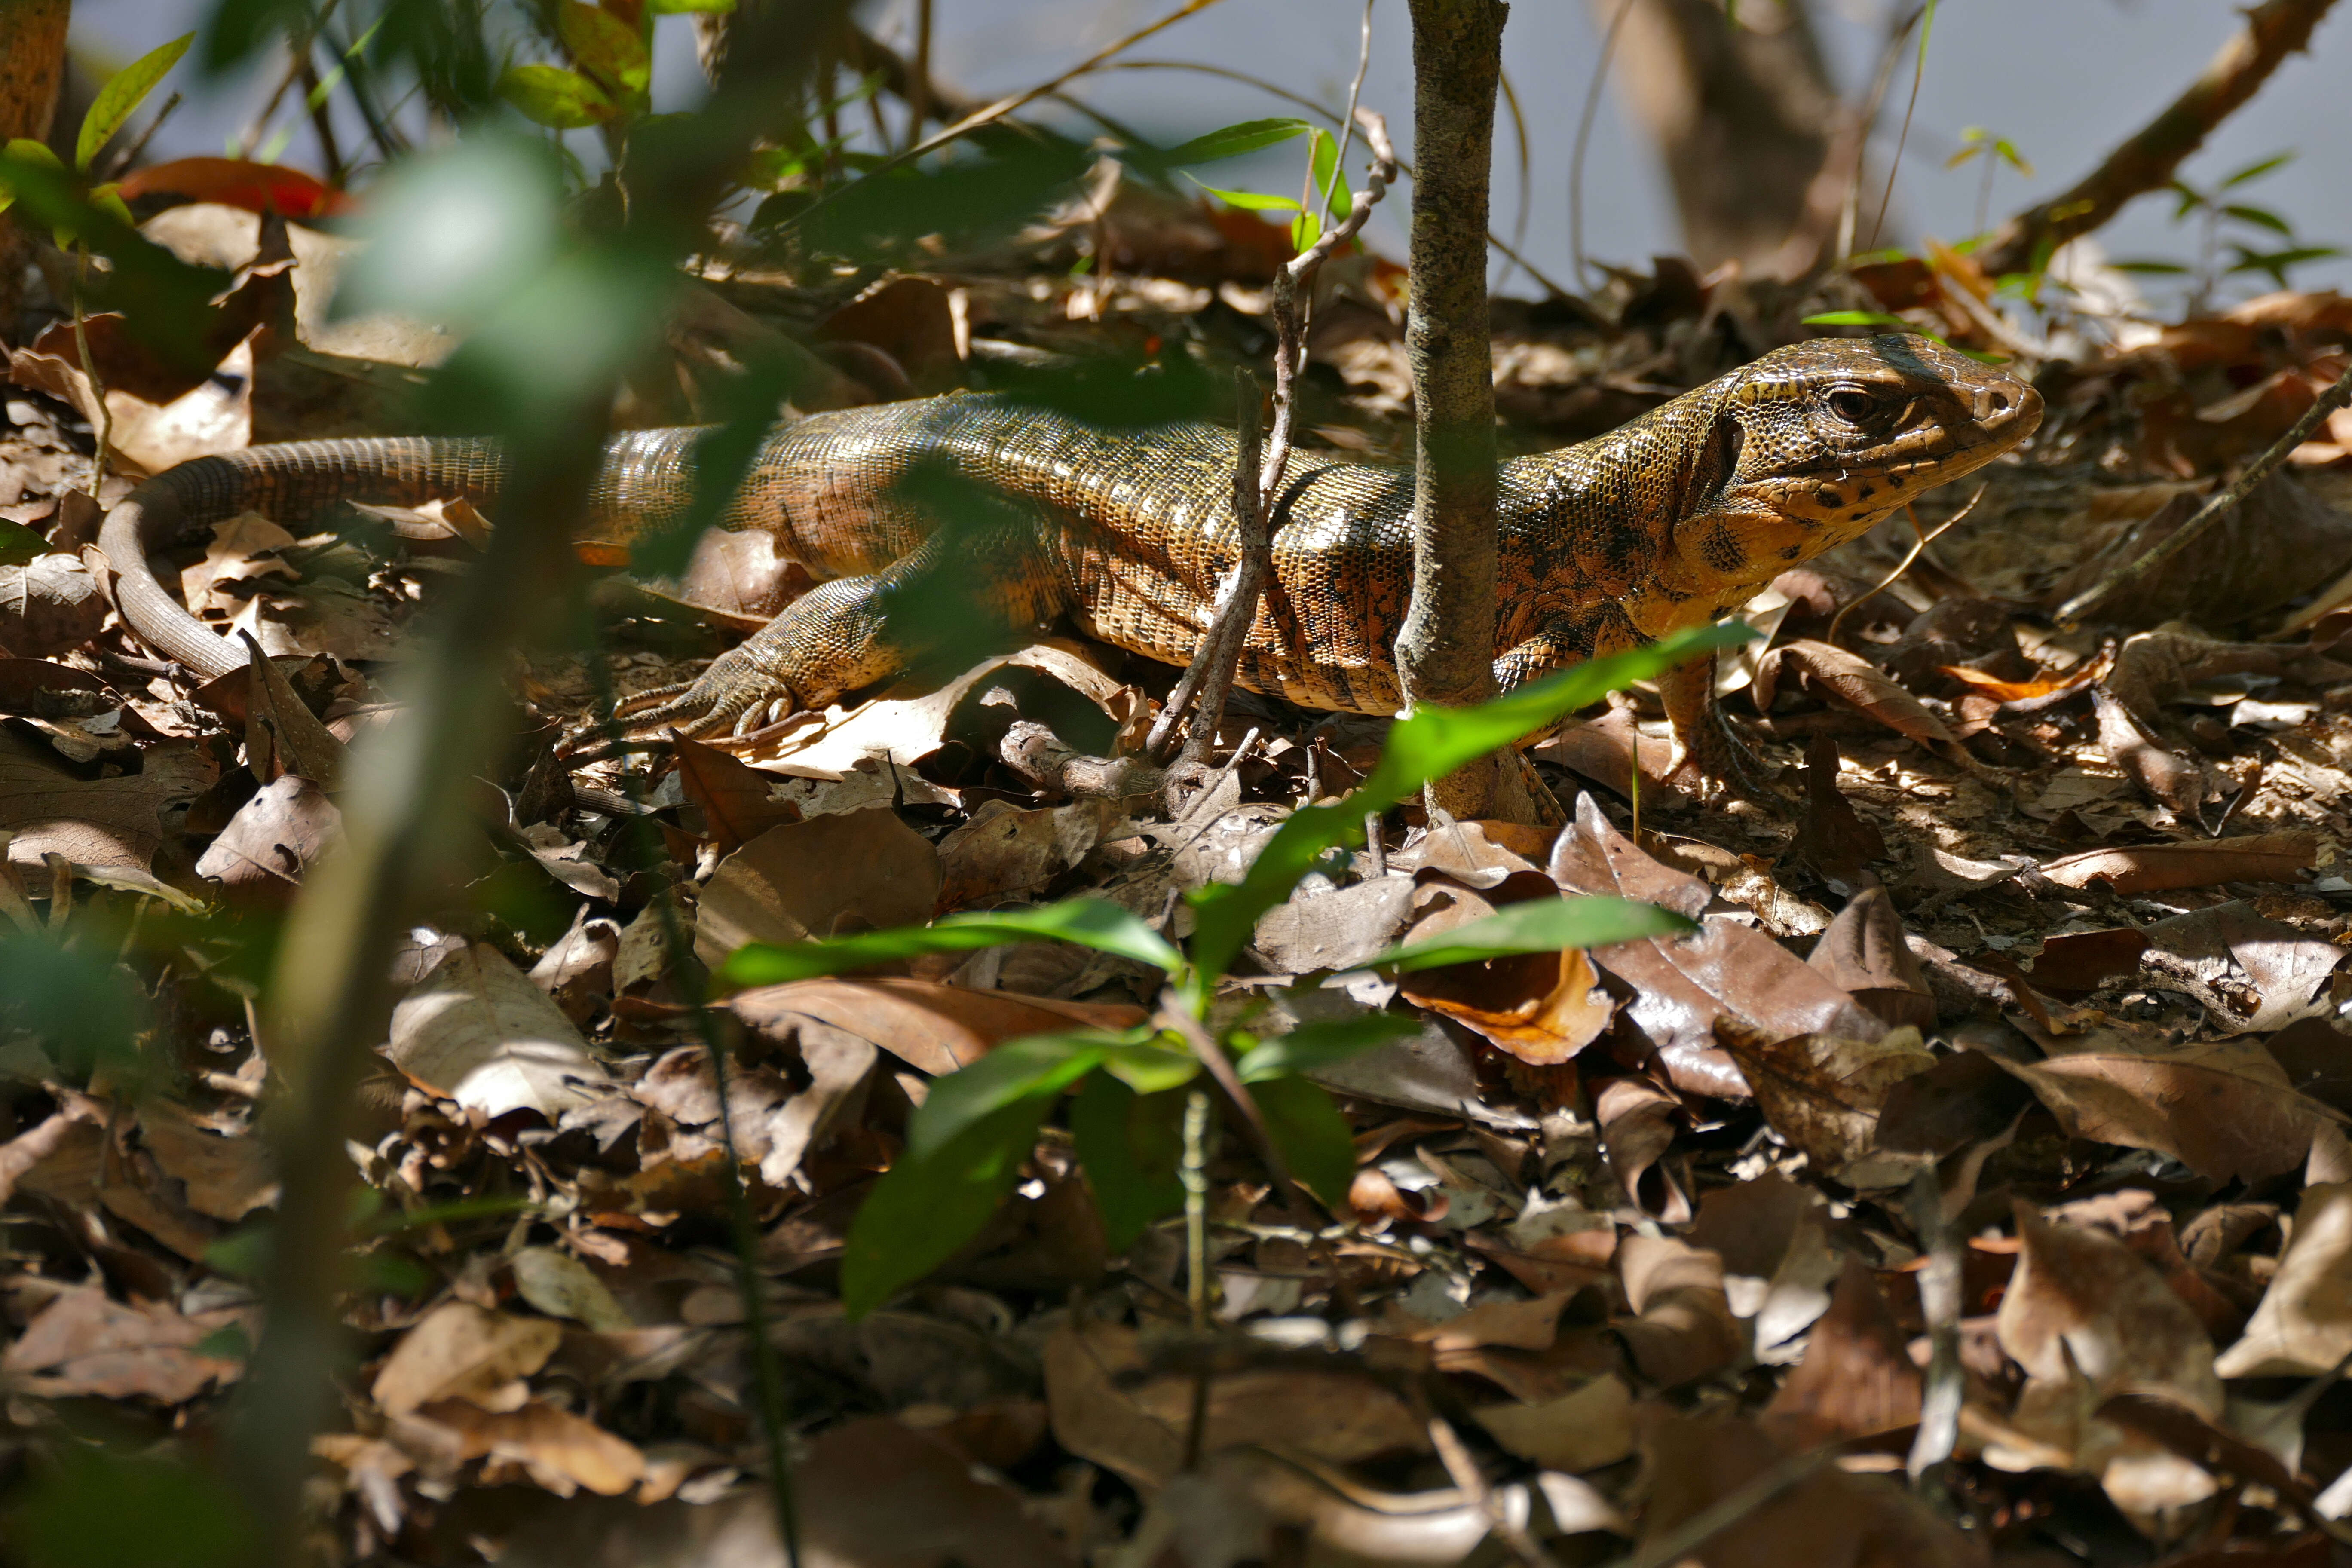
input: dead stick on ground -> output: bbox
[1426,1408,1561,1568]
[1978,0,2338,277]
[1146,109,1398,766]
[2056,360,2352,628]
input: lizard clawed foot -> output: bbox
[1664,710,1785,804]
[557,646,809,763]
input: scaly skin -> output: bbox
[98,334,2040,772]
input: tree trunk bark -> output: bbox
[1397,0,1513,821]
[1589,0,1841,275]
[0,0,70,347]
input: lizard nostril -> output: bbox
[1990,392,2011,411]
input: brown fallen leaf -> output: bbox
[730,977,1145,1077]
[1638,1412,1983,1568]
[1761,1257,1923,1448]
[2092,685,2210,816]
[936,799,1111,912]
[1596,1076,1691,1223]
[2028,927,2150,998]
[195,774,342,890]
[0,730,214,874]
[1989,1203,2223,1529]
[412,1396,647,1498]
[1807,882,1935,1032]
[2139,900,2347,1035]
[1994,1036,2341,1182]
[693,808,941,965]
[1,1287,245,1403]
[0,658,121,720]
[386,941,618,1120]
[2038,833,2315,895]
[672,736,802,856]
[138,1100,276,1223]
[1250,874,1415,975]
[9,317,258,476]
[1550,794,1882,1098]
[1473,1373,1635,1474]
[1614,1234,1742,1388]
[1395,873,1617,1066]
[2214,1183,2352,1378]
[1043,1318,1426,1491]
[0,553,107,658]
[1754,639,1968,759]
[371,1302,563,1416]
[1788,734,1887,889]
[1721,1024,1936,1188]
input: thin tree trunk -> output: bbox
[1588,0,1841,275]
[1397,0,1513,821]
[0,0,70,347]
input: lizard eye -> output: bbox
[1827,388,1876,425]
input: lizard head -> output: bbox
[1670,333,2041,590]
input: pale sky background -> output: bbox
[71,0,2352,309]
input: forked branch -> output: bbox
[1147,109,1399,767]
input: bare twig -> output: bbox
[1864,0,1933,252]
[1824,487,1983,646]
[1146,111,1398,766]
[997,719,1166,798]
[1570,0,1636,291]
[1426,1409,1560,1568]
[98,90,182,183]
[2056,360,2352,628]
[1978,0,2339,277]
[1904,1163,1964,1489]
[1770,4,1922,275]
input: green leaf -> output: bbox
[2221,203,2293,236]
[1237,1013,1421,1083]
[1367,895,1694,973]
[648,0,738,10]
[1290,208,1320,252]
[1189,178,1303,213]
[1161,117,1310,165]
[841,1096,1054,1317]
[2220,151,2293,189]
[1071,1075,1186,1252]
[906,1032,1118,1161]
[2110,259,2192,274]
[77,32,193,172]
[721,896,1185,989]
[1802,309,1911,328]
[8,1444,254,1568]
[1099,1033,1204,1095]
[87,182,134,227]
[498,64,619,129]
[1309,126,1347,221]
[0,518,47,567]
[559,1,652,95]
[1185,622,1749,986]
[1246,1075,1357,1209]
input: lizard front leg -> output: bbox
[1657,651,1779,799]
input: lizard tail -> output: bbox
[99,437,511,680]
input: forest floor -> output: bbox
[4,172,2352,1568]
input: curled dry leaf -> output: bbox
[0,1287,245,1403]
[194,774,342,889]
[411,1397,646,1498]
[2214,1183,2352,1378]
[1788,734,1886,890]
[2091,686,2208,815]
[936,799,1112,911]
[1988,1204,2223,1528]
[1993,1036,2341,1182]
[1550,794,1882,1098]
[138,1099,276,1223]
[693,808,941,966]
[1473,1372,1635,1474]
[2038,832,2315,896]
[1596,1076,1691,1223]
[1614,1234,1742,1388]
[1806,882,1936,1033]
[8,318,258,476]
[1393,874,1617,1066]
[371,1302,564,1416]
[0,553,106,658]
[386,942,617,1120]
[1754,639,1967,759]
[671,735,800,856]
